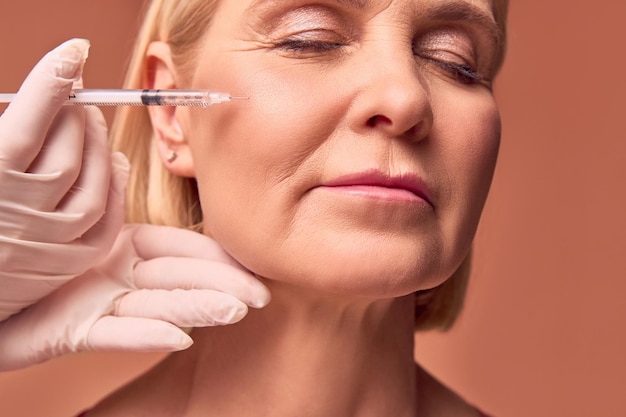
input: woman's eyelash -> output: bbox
[420,56,482,85]
[436,60,482,84]
[274,38,343,52]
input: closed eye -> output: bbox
[419,56,483,85]
[274,38,344,53]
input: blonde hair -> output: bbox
[111,0,508,331]
[111,0,218,230]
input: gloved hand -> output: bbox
[0,39,126,321]
[0,223,271,371]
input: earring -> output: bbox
[166,149,178,163]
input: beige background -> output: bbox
[1,1,625,416]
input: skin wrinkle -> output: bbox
[247,0,374,16]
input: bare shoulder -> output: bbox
[415,363,489,417]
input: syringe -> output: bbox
[0,89,245,107]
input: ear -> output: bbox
[145,41,195,177]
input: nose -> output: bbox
[346,44,433,142]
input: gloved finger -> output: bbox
[134,257,270,308]
[0,314,193,371]
[0,236,88,281]
[54,106,112,224]
[0,151,127,247]
[17,99,108,213]
[25,105,85,175]
[0,320,41,371]
[51,151,129,273]
[0,153,127,277]
[20,106,86,210]
[70,151,128,256]
[130,224,240,267]
[55,106,111,210]
[0,39,90,171]
[73,74,84,89]
[0,169,66,208]
[115,289,249,327]
[87,316,193,352]
[0,275,67,321]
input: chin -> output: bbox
[246,238,457,300]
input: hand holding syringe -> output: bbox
[0,39,267,371]
[0,89,247,107]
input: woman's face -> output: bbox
[174,0,502,298]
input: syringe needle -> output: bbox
[0,89,245,107]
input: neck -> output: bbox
[111,282,419,417]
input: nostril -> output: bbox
[366,115,392,127]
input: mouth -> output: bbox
[319,170,433,206]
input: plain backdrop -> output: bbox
[1,1,625,416]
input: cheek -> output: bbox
[189,54,345,175]
[434,91,501,251]
[459,102,501,201]
[183,54,349,261]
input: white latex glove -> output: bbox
[0,224,271,371]
[0,39,126,321]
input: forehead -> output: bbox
[237,0,499,45]
[244,0,495,15]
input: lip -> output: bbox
[319,170,433,206]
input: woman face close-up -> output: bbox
[162,0,502,299]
